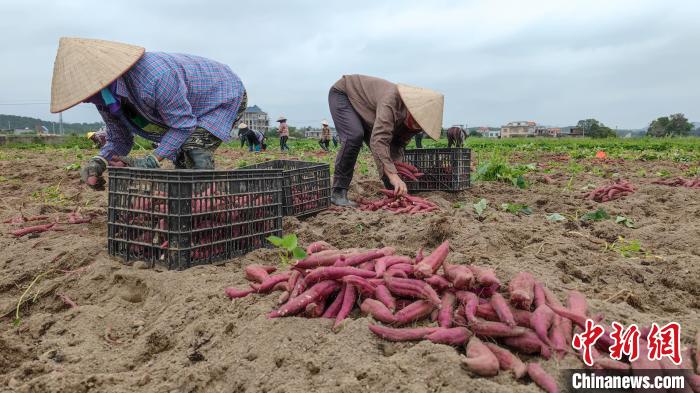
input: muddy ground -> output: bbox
[0,147,698,393]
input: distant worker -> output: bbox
[238,123,266,152]
[277,116,290,151]
[49,37,247,190]
[414,131,426,148]
[328,74,443,206]
[332,134,339,148]
[447,126,467,148]
[86,130,107,148]
[319,120,331,151]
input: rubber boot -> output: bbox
[331,188,357,208]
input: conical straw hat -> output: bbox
[397,83,444,140]
[50,37,145,113]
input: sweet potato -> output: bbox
[245,264,275,283]
[461,291,479,322]
[461,337,499,377]
[443,262,474,290]
[303,266,377,286]
[384,276,441,306]
[469,319,528,338]
[12,223,56,237]
[305,300,326,318]
[374,284,396,311]
[386,263,414,275]
[527,363,559,393]
[438,292,456,328]
[306,241,335,255]
[549,315,568,359]
[368,324,438,342]
[394,300,434,325]
[468,265,501,288]
[225,287,255,299]
[360,298,396,324]
[341,275,376,296]
[333,283,357,328]
[415,248,424,264]
[696,331,700,374]
[483,342,527,379]
[549,304,592,329]
[322,284,346,319]
[504,330,550,357]
[270,280,338,318]
[294,249,359,269]
[334,247,395,267]
[533,282,546,308]
[490,293,516,326]
[508,272,535,310]
[530,304,554,346]
[566,290,588,316]
[426,327,471,346]
[425,274,452,292]
[253,272,293,293]
[414,240,450,278]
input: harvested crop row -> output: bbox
[585,180,636,202]
[652,177,700,188]
[223,240,700,392]
[358,189,438,214]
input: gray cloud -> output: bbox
[1,0,698,129]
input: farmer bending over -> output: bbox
[277,116,290,151]
[49,37,247,190]
[328,74,443,206]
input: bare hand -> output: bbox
[387,173,407,196]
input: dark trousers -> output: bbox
[280,136,289,151]
[415,133,424,148]
[174,128,222,169]
[329,87,369,190]
[319,139,330,151]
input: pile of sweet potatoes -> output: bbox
[6,212,94,237]
[358,190,438,214]
[585,180,636,202]
[394,161,424,182]
[652,177,700,188]
[224,240,700,392]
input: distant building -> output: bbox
[475,127,500,138]
[13,128,35,135]
[238,105,270,134]
[500,121,536,138]
[557,126,583,137]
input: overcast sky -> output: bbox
[1,0,699,129]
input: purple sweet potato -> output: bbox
[269,280,338,318]
[469,319,528,338]
[414,240,450,278]
[225,287,255,299]
[490,293,516,326]
[384,276,441,306]
[322,284,346,319]
[333,283,357,329]
[438,292,456,328]
[527,363,559,393]
[394,300,435,325]
[567,290,588,316]
[533,281,546,308]
[461,337,499,377]
[334,247,395,267]
[360,298,396,324]
[425,274,452,292]
[304,266,376,286]
[483,342,527,379]
[549,315,568,359]
[468,265,501,288]
[306,241,335,255]
[426,327,472,346]
[245,264,276,283]
[294,249,356,269]
[503,330,549,357]
[530,304,554,346]
[374,284,397,311]
[342,275,377,296]
[443,262,474,290]
[508,272,535,310]
[254,271,293,293]
[368,324,438,342]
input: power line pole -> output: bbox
[59,113,64,135]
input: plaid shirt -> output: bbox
[98,52,245,160]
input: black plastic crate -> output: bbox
[239,160,330,217]
[107,168,283,270]
[402,148,471,192]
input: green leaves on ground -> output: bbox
[581,208,610,222]
[475,159,534,189]
[605,236,645,258]
[500,203,532,215]
[473,198,488,218]
[615,216,635,228]
[267,234,307,265]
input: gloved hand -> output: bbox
[80,156,108,190]
[115,154,161,169]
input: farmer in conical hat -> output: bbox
[328,74,444,206]
[277,116,290,151]
[50,37,247,190]
[319,119,331,152]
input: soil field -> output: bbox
[0,144,698,393]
